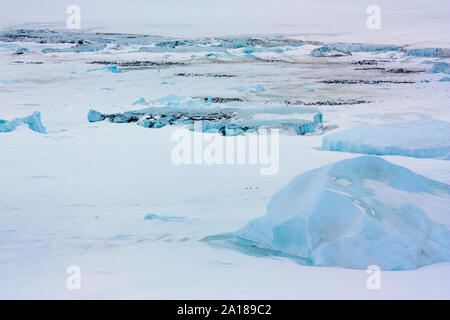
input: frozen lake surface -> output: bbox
[0,19,449,299]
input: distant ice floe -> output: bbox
[87,96,324,136]
[205,156,450,270]
[310,43,450,58]
[0,111,46,133]
[3,29,449,75]
[404,48,450,57]
[0,29,306,59]
[310,43,401,56]
[322,120,450,160]
[428,62,450,74]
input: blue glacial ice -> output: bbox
[0,112,47,133]
[429,62,450,74]
[1,80,22,85]
[87,110,106,122]
[228,156,450,270]
[250,85,266,93]
[144,213,186,222]
[311,43,400,56]
[132,97,147,105]
[14,47,30,55]
[404,48,450,57]
[310,43,450,59]
[199,112,322,136]
[322,119,450,159]
[86,65,121,73]
[86,95,323,136]
[1,29,306,61]
[42,43,107,54]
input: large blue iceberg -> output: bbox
[322,120,450,160]
[216,156,450,270]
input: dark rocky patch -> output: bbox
[351,59,390,65]
[354,67,424,73]
[386,68,425,74]
[285,99,371,106]
[319,79,415,84]
[201,97,245,103]
[88,60,183,67]
[103,110,236,124]
[175,73,237,78]
[354,67,386,71]
[13,61,44,64]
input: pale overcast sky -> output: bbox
[0,0,448,44]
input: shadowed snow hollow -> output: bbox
[234,156,450,270]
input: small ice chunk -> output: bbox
[250,85,266,93]
[132,97,146,105]
[87,110,106,122]
[0,111,46,133]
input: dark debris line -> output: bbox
[319,80,415,84]
[175,73,237,78]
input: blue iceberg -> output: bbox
[214,156,450,270]
[429,62,450,74]
[0,111,47,133]
[86,65,121,73]
[311,43,400,56]
[132,97,147,105]
[404,48,450,57]
[322,119,450,160]
[86,99,323,136]
[87,109,106,122]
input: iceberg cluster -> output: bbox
[0,29,305,58]
[322,120,450,160]
[87,95,323,136]
[0,111,47,133]
[227,156,450,270]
